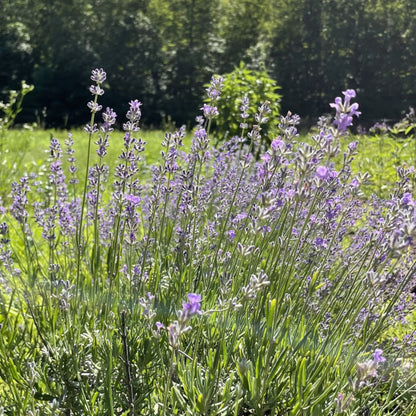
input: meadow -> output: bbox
[1,126,414,201]
[0,70,416,415]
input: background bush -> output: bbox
[207,63,281,145]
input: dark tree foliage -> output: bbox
[149,0,221,125]
[2,0,416,128]
[267,0,416,126]
[0,0,33,97]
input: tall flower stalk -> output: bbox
[76,68,106,291]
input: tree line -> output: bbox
[1,0,416,129]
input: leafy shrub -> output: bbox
[0,80,34,133]
[0,70,415,415]
[206,62,281,146]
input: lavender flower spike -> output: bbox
[90,68,107,83]
[316,165,329,179]
[373,349,386,364]
[182,293,202,319]
[330,89,361,133]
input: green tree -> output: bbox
[149,0,222,125]
[0,0,33,99]
[267,0,416,124]
[87,0,165,125]
[217,0,275,73]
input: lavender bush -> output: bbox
[0,81,34,201]
[0,69,415,415]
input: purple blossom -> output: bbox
[102,107,117,132]
[206,75,224,101]
[348,141,358,151]
[314,237,327,248]
[87,101,103,113]
[182,293,202,318]
[126,194,141,206]
[89,85,104,96]
[90,68,107,83]
[233,212,247,224]
[200,104,219,119]
[155,321,164,334]
[95,135,109,158]
[401,192,413,206]
[84,123,98,134]
[330,89,361,133]
[123,100,142,131]
[343,89,356,101]
[271,137,285,152]
[11,176,31,224]
[316,165,329,179]
[373,349,386,364]
[350,178,360,188]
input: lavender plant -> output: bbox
[0,81,34,201]
[0,69,415,415]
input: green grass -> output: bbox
[1,127,192,166]
[0,128,193,203]
[1,129,415,203]
[347,135,416,197]
[2,129,415,187]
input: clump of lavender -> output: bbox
[1,70,415,415]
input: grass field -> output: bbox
[1,128,415,198]
[1,127,192,171]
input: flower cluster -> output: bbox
[167,294,202,349]
[330,89,361,133]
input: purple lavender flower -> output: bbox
[314,237,327,248]
[87,101,103,113]
[155,321,164,335]
[228,230,236,239]
[401,192,413,206]
[84,123,99,134]
[373,349,386,364]
[206,75,224,101]
[330,89,361,133]
[11,176,31,224]
[126,194,141,206]
[343,89,356,101]
[348,141,358,151]
[350,178,360,189]
[129,99,142,113]
[200,104,219,119]
[123,100,142,132]
[316,165,329,179]
[271,137,285,152]
[95,135,109,158]
[101,107,117,132]
[90,68,107,83]
[182,293,202,318]
[89,85,104,96]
